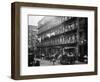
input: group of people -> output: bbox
[40,53,57,65]
[39,51,76,65]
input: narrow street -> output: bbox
[34,58,60,66]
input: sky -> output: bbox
[28,15,44,26]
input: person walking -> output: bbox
[41,53,45,60]
[52,53,56,65]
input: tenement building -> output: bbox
[28,25,38,66]
[37,16,88,64]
